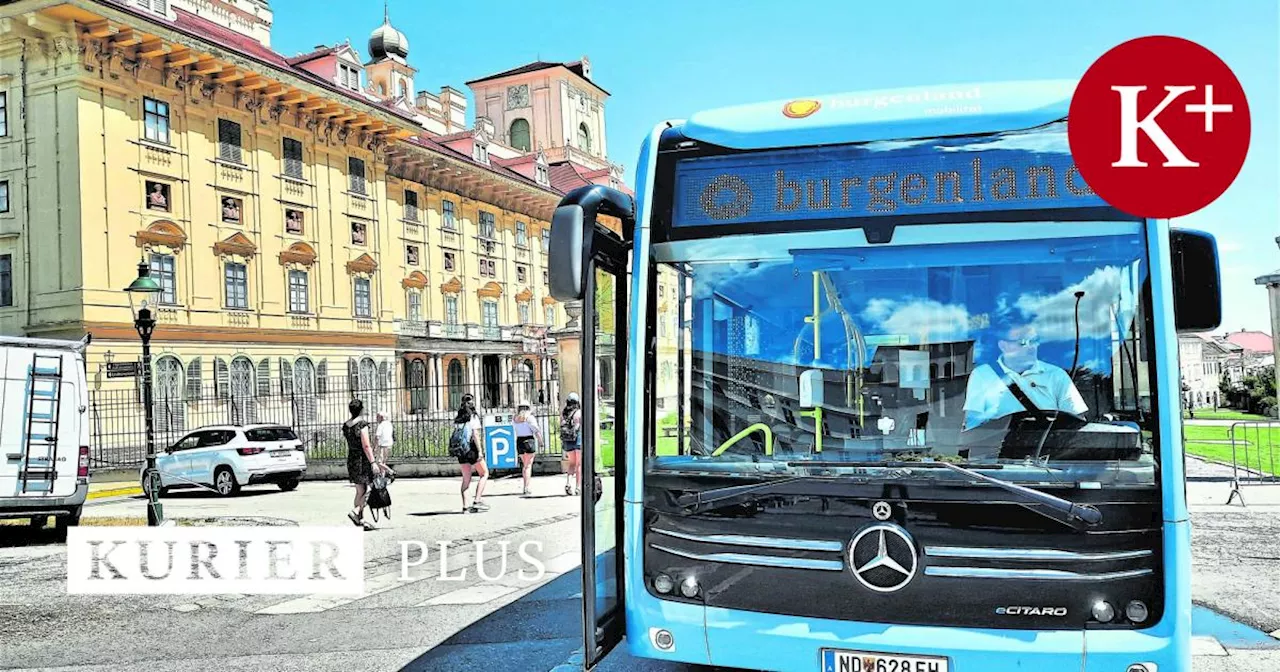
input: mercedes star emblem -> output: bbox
[848,523,919,593]
[871,501,893,521]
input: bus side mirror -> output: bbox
[548,185,635,303]
[1170,228,1221,333]
[549,204,587,301]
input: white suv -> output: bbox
[141,424,307,497]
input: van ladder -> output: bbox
[20,353,63,494]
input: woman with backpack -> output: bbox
[452,394,489,512]
[513,402,545,496]
[560,393,582,496]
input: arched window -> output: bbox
[154,356,185,435]
[359,357,377,398]
[398,80,408,100]
[577,123,590,152]
[409,359,428,412]
[294,357,317,426]
[509,118,531,152]
[229,356,256,424]
[448,359,465,409]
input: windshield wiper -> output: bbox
[937,461,1103,528]
[675,477,807,512]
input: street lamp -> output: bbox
[125,260,163,526]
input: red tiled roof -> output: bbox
[465,59,608,94]
[1225,330,1274,354]
[431,130,474,144]
[286,46,337,66]
[97,1,419,124]
[548,162,593,194]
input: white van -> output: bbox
[0,335,92,540]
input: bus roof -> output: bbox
[680,80,1077,150]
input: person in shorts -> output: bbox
[560,393,582,496]
[513,402,545,496]
[454,394,489,512]
[342,399,381,529]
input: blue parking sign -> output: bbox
[484,417,517,470]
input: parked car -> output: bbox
[0,335,93,541]
[141,424,306,497]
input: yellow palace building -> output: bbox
[0,0,631,456]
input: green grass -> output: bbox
[1183,424,1280,443]
[1186,441,1279,475]
[1183,409,1269,421]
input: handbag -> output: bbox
[366,471,394,521]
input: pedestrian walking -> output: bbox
[375,411,395,476]
[451,393,489,512]
[559,393,582,496]
[342,399,381,530]
[514,401,545,496]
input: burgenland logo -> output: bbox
[699,174,753,221]
[782,99,821,118]
[847,522,918,593]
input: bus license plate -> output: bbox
[821,648,949,672]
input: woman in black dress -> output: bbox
[343,398,381,528]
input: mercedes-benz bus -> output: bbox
[549,80,1221,672]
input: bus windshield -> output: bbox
[648,223,1157,486]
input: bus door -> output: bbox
[547,186,632,668]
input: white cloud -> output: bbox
[939,131,1069,154]
[860,298,972,343]
[1218,240,1243,254]
[1013,266,1135,342]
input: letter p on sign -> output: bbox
[1068,36,1250,219]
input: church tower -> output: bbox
[365,3,415,103]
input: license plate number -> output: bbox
[270,450,291,458]
[821,649,949,672]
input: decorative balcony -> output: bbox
[394,320,522,342]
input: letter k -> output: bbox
[1111,85,1199,168]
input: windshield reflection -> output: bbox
[648,226,1157,485]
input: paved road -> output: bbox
[3,463,1280,671]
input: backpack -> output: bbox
[559,408,580,442]
[448,422,472,457]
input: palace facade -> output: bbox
[0,0,629,446]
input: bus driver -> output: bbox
[962,315,1088,430]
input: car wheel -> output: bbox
[278,477,300,492]
[213,467,239,496]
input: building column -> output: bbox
[429,354,440,414]
[500,354,511,406]
[1254,255,1280,407]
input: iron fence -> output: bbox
[1226,420,1280,505]
[88,376,571,468]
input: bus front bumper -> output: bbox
[627,600,1183,672]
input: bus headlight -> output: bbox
[680,575,700,598]
[1092,600,1115,623]
[1126,600,1149,623]
[653,573,674,594]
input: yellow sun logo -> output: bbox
[783,99,821,118]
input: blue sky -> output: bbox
[269,0,1277,334]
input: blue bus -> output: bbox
[549,80,1221,672]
